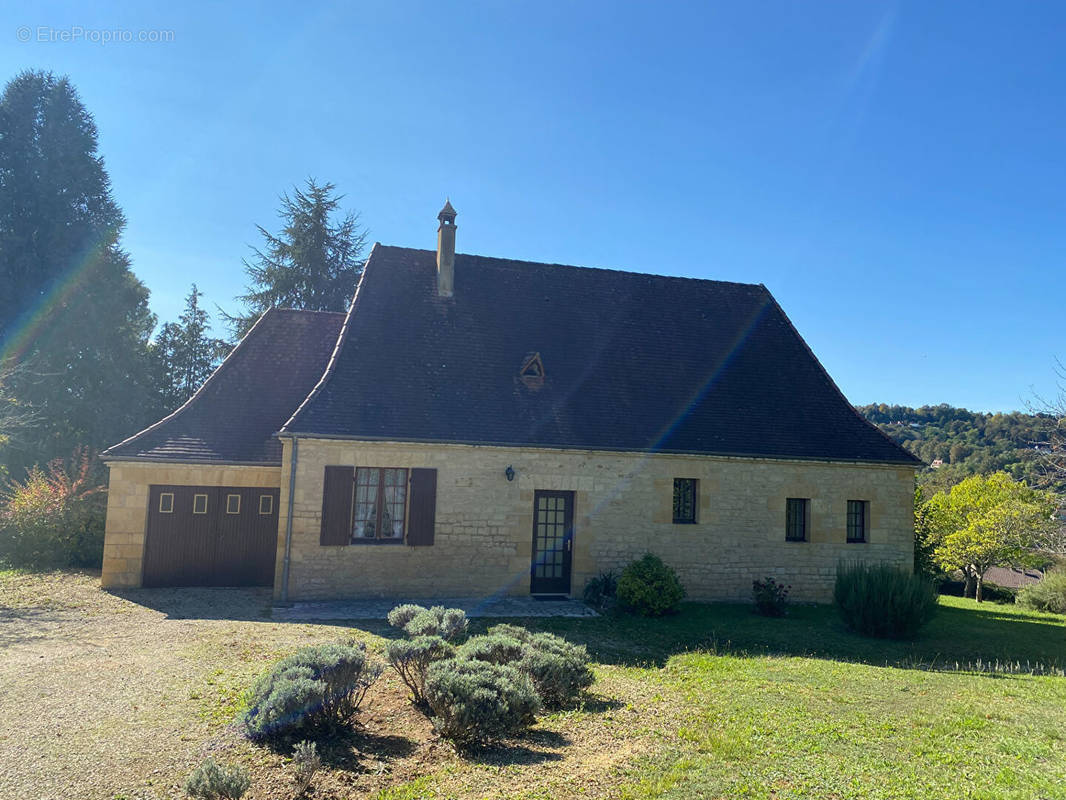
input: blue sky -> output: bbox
[5,1,1064,413]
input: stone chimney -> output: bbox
[436,199,457,296]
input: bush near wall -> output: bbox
[616,554,686,616]
[0,449,104,569]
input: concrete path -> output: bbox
[272,595,598,620]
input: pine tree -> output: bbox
[0,71,157,475]
[226,179,367,338]
[151,285,229,412]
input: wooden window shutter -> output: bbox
[407,468,437,546]
[320,466,354,546]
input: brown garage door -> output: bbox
[142,485,280,587]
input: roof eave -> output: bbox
[274,430,922,468]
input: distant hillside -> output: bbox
[857,403,1057,490]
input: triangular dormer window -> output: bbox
[520,352,545,389]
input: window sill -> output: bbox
[349,538,406,546]
[671,520,698,525]
[785,538,807,543]
[846,539,867,544]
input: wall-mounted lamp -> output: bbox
[505,465,515,482]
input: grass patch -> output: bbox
[508,595,1066,671]
[452,597,1066,799]
[11,570,1062,800]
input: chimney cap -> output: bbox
[438,198,457,222]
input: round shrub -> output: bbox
[616,553,686,616]
[403,606,469,641]
[386,603,427,630]
[385,635,455,706]
[485,623,533,642]
[1016,569,1066,614]
[243,641,382,741]
[424,658,539,744]
[834,561,939,639]
[520,633,594,708]
[462,628,594,708]
[184,758,250,800]
[457,633,527,665]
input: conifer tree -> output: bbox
[226,179,367,338]
[152,285,229,412]
[0,70,156,474]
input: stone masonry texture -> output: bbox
[271,439,916,603]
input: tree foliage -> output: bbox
[0,71,156,475]
[924,472,1057,601]
[150,285,228,413]
[859,403,1057,492]
[226,179,367,338]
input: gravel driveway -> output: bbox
[0,571,355,800]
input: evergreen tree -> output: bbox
[0,70,156,474]
[151,285,229,412]
[226,178,367,338]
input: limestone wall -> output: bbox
[277,439,915,602]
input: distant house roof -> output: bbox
[281,245,920,466]
[102,309,344,464]
[982,566,1045,589]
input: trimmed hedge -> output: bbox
[834,562,938,639]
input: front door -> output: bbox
[530,490,574,595]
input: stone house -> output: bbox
[101,202,921,602]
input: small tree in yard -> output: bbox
[925,472,1057,602]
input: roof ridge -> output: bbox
[269,308,347,316]
[372,244,766,290]
[278,244,377,434]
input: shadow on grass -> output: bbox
[460,728,569,766]
[484,599,1066,674]
[259,726,419,773]
[317,727,419,771]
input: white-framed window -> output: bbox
[226,494,241,515]
[259,494,274,515]
[159,493,174,514]
[352,467,408,541]
[193,493,208,515]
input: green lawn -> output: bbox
[416,596,1066,799]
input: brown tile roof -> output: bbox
[281,245,920,466]
[102,308,344,464]
[982,566,1045,588]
